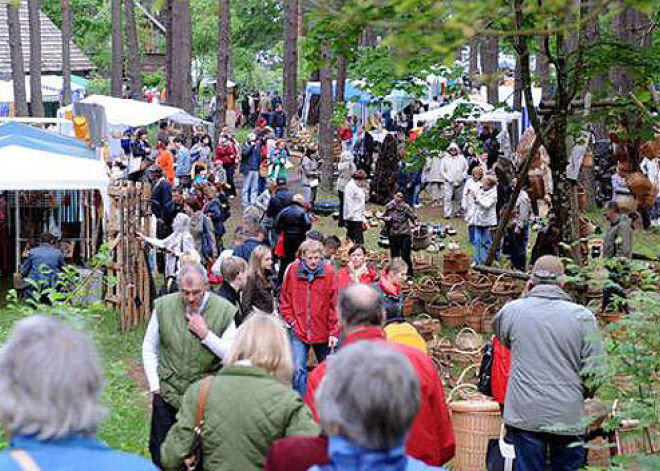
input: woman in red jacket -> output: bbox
[336,245,378,290]
[214,135,238,197]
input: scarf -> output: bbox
[349,262,369,284]
[311,436,410,471]
[299,260,325,283]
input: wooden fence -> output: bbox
[105,181,152,332]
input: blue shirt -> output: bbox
[0,435,157,470]
[175,147,192,177]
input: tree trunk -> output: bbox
[111,0,123,97]
[283,0,298,130]
[481,35,499,104]
[215,0,230,132]
[124,0,142,100]
[513,56,522,112]
[165,0,173,105]
[61,0,71,105]
[7,1,27,116]
[468,37,478,89]
[536,37,551,102]
[28,0,44,117]
[319,47,334,192]
[167,0,192,111]
[336,54,346,104]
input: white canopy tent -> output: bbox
[414,100,493,127]
[0,76,86,103]
[80,95,208,127]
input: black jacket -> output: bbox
[266,188,294,219]
[275,202,311,236]
[272,110,287,128]
[215,282,246,326]
[151,178,174,222]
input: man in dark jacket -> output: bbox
[275,194,312,285]
[22,233,65,301]
[381,192,418,278]
[241,135,261,208]
[266,177,294,220]
[272,104,287,138]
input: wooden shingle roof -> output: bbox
[0,0,96,76]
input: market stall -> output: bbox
[0,122,108,273]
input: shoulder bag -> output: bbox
[477,340,494,397]
[183,376,213,471]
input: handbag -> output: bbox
[200,218,214,260]
[486,425,516,471]
[183,377,213,471]
[478,340,494,396]
[274,232,285,258]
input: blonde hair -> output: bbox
[226,313,293,384]
[180,249,201,266]
[248,244,271,282]
[299,239,323,257]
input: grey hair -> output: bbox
[0,316,106,439]
[315,342,420,450]
[339,284,385,328]
[177,262,208,287]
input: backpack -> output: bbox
[200,217,215,260]
[478,340,494,396]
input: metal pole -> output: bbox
[14,192,20,274]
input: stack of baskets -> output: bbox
[443,250,470,276]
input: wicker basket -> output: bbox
[443,251,470,275]
[465,300,488,332]
[466,273,491,295]
[492,275,523,303]
[439,274,465,294]
[412,314,441,341]
[426,295,448,318]
[452,328,484,366]
[416,277,438,303]
[448,384,502,471]
[447,285,469,305]
[440,303,465,328]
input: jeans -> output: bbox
[389,234,413,278]
[303,185,317,207]
[507,427,586,471]
[289,329,330,397]
[338,191,345,227]
[473,226,492,265]
[511,224,529,271]
[241,170,259,207]
[149,394,178,468]
[468,224,477,247]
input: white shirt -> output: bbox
[142,293,237,393]
[343,179,367,222]
[439,153,468,185]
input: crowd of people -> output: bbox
[4,87,659,471]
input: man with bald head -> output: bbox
[300,284,455,467]
[492,255,605,470]
[142,263,237,467]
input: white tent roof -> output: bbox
[0,75,85,103]
[0,122,109,208]
[0,144,108,191]
[81,95,207,127]
[468,108,522,123]
[414,99,493,126]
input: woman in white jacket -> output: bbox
[423,151,444,206]
[337,150,357,227]
[461,166,484,250]
[469,174,498,266]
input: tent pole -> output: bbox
[14,192,20,274]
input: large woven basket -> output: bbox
[443,251,470,275]
[448,384,502,471]
[440,303,465,328]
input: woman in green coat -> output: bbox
[160,314,320,471]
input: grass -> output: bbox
[0,306,151,456]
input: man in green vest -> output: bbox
[142,263,237,468]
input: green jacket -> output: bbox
[161,365,320,471]
[156,293,236,409]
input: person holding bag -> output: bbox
[160,314,319,470]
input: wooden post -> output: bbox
[485,135,543,266]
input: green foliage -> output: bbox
[332,102,349,127]
[404,102,483,171]
[143,70,165,88]
[588,286,660,468]
[42,0,111,72]
[86,73,111,96]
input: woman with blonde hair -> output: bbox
[242,245,275,314]
[161,314,319,470]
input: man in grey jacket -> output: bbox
[492,255,604,471]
